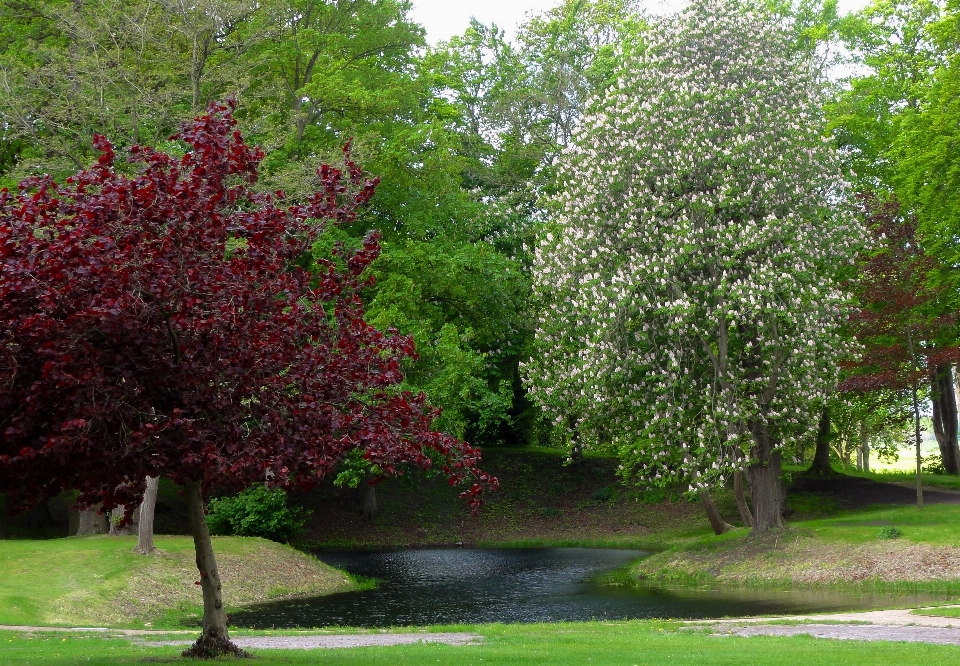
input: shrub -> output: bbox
[878,526,903,540]
[540,507,563,518]
[922,454,947,475]
[206,484,311,543]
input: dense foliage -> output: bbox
[0,99,494,512]
[4,0,960,541]
[207,485,310,544]
[525,0,863,530]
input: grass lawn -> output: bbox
[913,606,960,618]
[1,622,959,665]
[847,468,960,492]
[0,535,356,629]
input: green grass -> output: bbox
[628,503,960,593]
[1,622,959,665]
[913,606,960,618]
[794,503,960,546]
[818,466,960,492]
[0,535,355,629]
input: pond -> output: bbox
[228,547,952,628]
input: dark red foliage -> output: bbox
[839,194,960,393]
[0,100,496,517]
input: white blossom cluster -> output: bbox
[522,0,864,490]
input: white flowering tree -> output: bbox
[523,0,863,532]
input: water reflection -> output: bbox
[228,548,952,628]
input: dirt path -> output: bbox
[7,608,960,648]
[692,607,960,646]
[0,625,482,649]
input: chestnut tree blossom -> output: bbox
[523,0,864,531]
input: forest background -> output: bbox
[3,0,960,488]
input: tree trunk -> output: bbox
[860,420,870,472]
[747,422,783,533]
[808,407,834,476]
[567,414,584,464]
[912,383,924,508]
[733,470,753,528]
[76,505,109,535]
[109,504,139,536]
[699,490,734,535]
[182,480,245,659]
[360,484,378,520]
[931,364,960,474]
[136,476,160,555]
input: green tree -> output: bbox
[525,0,863,532]
[0,0,253,183]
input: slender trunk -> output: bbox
[136,476,159,554]
[76,505,109,535]
[733,470,753,527]
[360,484,378,520]
[747,422,783,533]
[700,490,733,535]
[912,383,924,508]
[906,331,923,506]
[568,414,584,464]
[808,407,833,475]
[860,420,870,473]
[182,480,245,659]
[931,364,960,474]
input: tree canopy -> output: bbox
[0,100,495,654]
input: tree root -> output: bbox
[181,635,250,659]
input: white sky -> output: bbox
[409,0,870,44]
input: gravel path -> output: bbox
[692,607,960,646]
[139,632,482,650]
[706,623,960,645]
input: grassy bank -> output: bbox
[631,503,960,592]
[1,621,958,665]
[0,536,357,629]
[296,447,714,551]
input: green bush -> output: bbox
[206,484,311,544]
[540,506,563,518]
[922,454,947,475]
[878,526,903,540]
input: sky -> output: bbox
[408,0,870,44]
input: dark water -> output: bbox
[228,548,952,628]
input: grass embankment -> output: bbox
[0,536,357,629]
[2,622,959,665]
[632,503,960,592]
[297,447,713,551]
